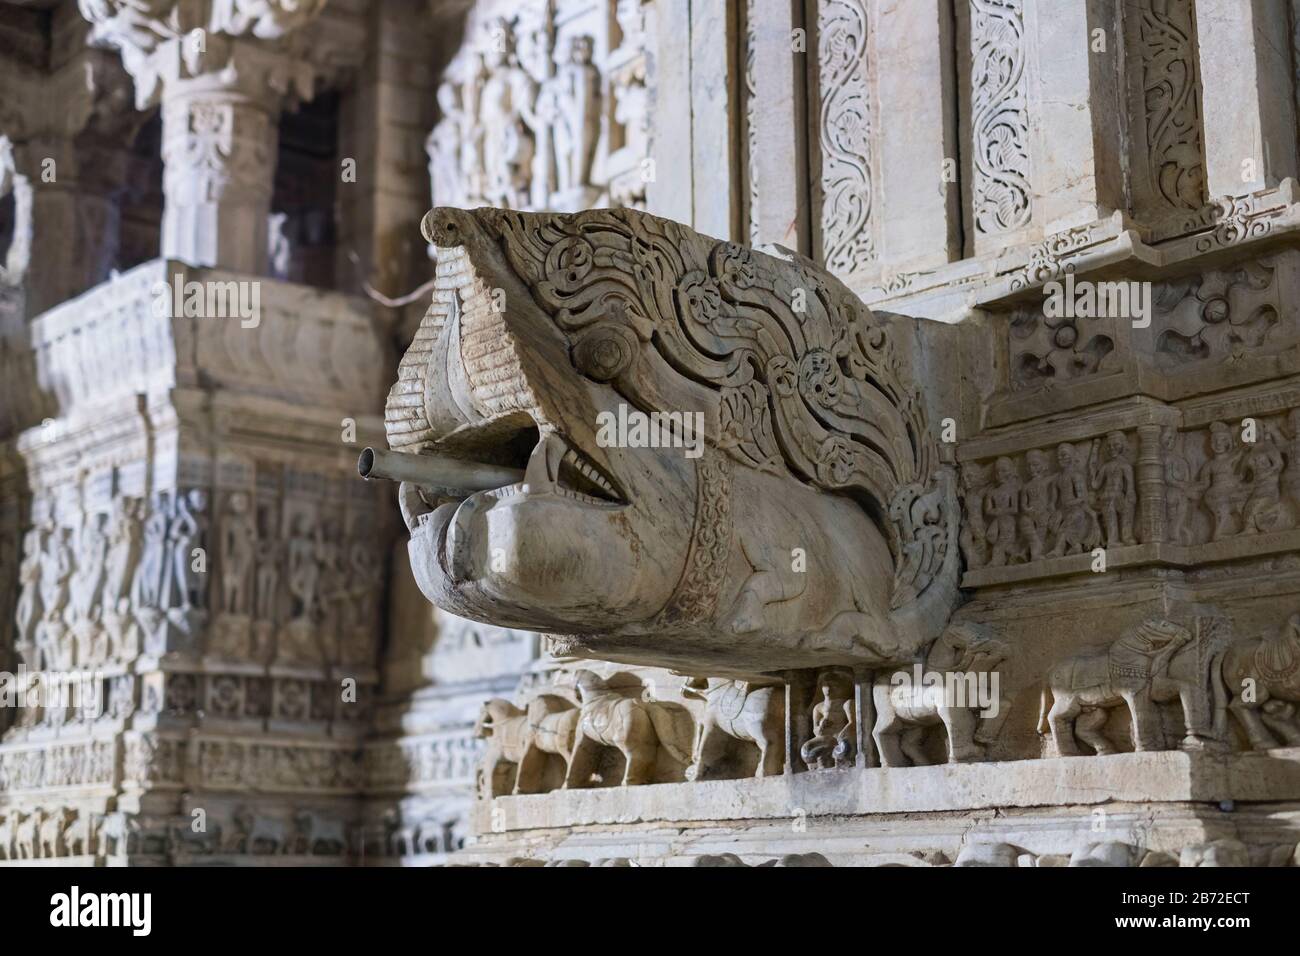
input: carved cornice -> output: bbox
[79,0,330,109]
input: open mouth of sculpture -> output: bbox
[508,428,625,506]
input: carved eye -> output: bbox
[572,323,638,382]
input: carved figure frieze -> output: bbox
[427,3,634,214]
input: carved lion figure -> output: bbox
[380,206,960,676]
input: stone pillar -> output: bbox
[1193,0,1299,196]
[157,58,284,274]
[0,41,140,317]
[749,0,809,253]
[82,1,326,275]
[1023,0,1125,234]
[874,0,961,273]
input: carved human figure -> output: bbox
[219,492,256,615]
[983,457,1021,567]
[167,490,207,610]
[286,511,320,622]
[1240,424,1291,534]
[1089,431,1137,546]
[102,497,143,615]
[428,80,467,206]
[1196,422,1243,540]
[68,512,108,625]
[958,463,989,569]
[1018,449,1055,561]
[549,35,601,196]
[1161,427,1195,544]
[14,523,47,650]
[317,517,347,659]
[799,670,855,770]
[134,491,171,610]
[478,19,537,208]
[35,526,74,669]
[1048,442,1100,556]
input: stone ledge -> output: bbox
[479,749,1300,833]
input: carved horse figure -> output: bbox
[1220,612,1300,749]
[873,622,1010,766]
[682,678,784,779]
[565,670,695,787]
[475,695,580,796]
[1038,618,1220,756]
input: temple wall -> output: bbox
[1,0,1300,867]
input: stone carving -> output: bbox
[384,206,960,674]
[1134,0,1205,212]
[565,670,694,787]
[1090,432,1138,547]
[873,624,1010,766]
[1009,304,1116,389]
[682,677,784,779]
[545,36,601,204]
[1154,261,1279,367]
[969,0,1032,236]
[216,496,258,619]
[816,0,875,277]
[1161,426,1195,544]
[294,810,349,855]
[1037,618,1223,756]
[800,669,856,770]
[1221,612,1300,750]
[475,695,579,796]
[231,809,292,855]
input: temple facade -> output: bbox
[1,0,1300,867]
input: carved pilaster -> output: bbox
[967,0,1032,248]
[1136,422,1166,546]
[812,0,875,277]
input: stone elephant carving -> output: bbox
[1220,612,1300,750]
[1037,618,1221,756]
[873,622,1010,766]
[681,677,784,779]
[565,670,695,787]
[476,694,580,796]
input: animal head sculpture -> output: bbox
[379,206,959,676]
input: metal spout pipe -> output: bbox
[357,447,524,494]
